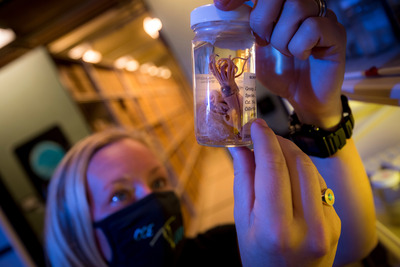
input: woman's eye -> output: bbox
[111,190,131,204]
[151,177,168,190]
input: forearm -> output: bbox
[311,138,378,265]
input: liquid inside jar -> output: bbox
[192,27,256,147]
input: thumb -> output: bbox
[228,145,255,225]
[214,0,245,11]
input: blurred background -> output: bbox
[0,0,400,266]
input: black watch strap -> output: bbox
[288,95,354,158]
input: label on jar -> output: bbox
[237,72,256,141]
[242,72,257,121]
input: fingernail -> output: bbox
[263,24,274,43]
[253,118,268,128]
[253,32,269,46]
[214,0,230,9]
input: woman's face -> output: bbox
[86,138,172,260]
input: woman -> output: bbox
[45,129,245,266]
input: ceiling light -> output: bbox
[158,67,172,79]
[125,59,139,72]
[114,56,131,69]
[82,49,102,64]
[68,43,91,59]
[0,28,16,49]
[139,62,154,74]
[148,65,159,76]
[143,17,162,39]
[114,56,139,72]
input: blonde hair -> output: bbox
[44,128,153,267]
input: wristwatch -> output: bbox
[288,95,354,158]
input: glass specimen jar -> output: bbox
[191,4,256,147]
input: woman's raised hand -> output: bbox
[229,119,341,266]
[215,0,347,130]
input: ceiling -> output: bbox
[0,0,175,69]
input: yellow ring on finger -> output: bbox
[322,188,335,206]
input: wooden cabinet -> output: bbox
[54,57,226,232]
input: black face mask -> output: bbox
[93,191,185,267]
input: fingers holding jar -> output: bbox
[215,0,346,60]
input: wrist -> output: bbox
[290,98,343,131]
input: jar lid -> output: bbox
[190,4,251,29]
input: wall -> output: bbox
[0,47,90,260]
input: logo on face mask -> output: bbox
[133,223,155,241]
[149,216,184,249]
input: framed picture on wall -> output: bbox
[14,125,70,201]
